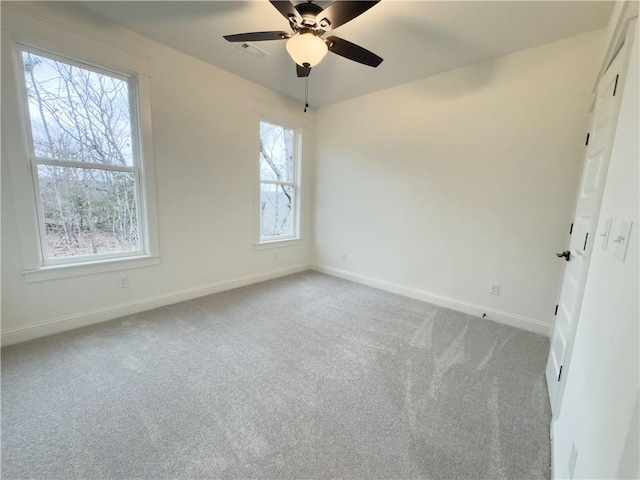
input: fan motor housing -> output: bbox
[295,2,324,28]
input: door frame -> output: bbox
[547,9,638,421]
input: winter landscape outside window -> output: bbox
[20,49,147,264]
[259,120,300,242]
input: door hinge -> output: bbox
[585,133,590,145]
[570,223,574,234]
[558,365,563,382]
[583,232,589,251]
[613,74,619,96]
[555,304,559,316]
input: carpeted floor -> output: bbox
[1,271,551,479]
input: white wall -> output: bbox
[1,3,313,344]
[0,3,609,344]
[552,21,639,480]
[312,29,606,335]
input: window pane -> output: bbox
[37,165,139,258]
[259,121,294,183]
[22,51,133,166]
[260,183,294,238]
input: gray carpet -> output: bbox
[1,271,551,479]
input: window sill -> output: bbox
[254,238,303,250]
[22,255,161,283]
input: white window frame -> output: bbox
[19,46,148,266]
[2,15,160,283]
[257,118,302,245]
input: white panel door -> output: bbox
[546,44,628,416]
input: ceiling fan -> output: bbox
[223,0,383,78]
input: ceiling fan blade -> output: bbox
[317,1,379,32]
[326,36,383,67]
[223,31,291,42]
[269,1,302,24]
[296,63,311,78]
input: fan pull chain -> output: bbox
[304,76,309,113]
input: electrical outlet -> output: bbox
[489,283,500,295]
[568,442,578,479]
[341,253,348,262]
[119,276,129,289]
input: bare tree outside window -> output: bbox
[259,121,298,240]
[21,50,142,260]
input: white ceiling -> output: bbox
[78,1,614,107]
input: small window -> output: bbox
[20,49,146,264]
[258,120,300,242]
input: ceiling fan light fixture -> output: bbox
[286,30,328,67]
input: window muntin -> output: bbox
[19,49,145,263]
[259,120,299,242]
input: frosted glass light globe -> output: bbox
[286,31,328,67]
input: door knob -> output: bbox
[556,250,571,261]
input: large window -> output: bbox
[19,49,146,264]
[258,120,300,243]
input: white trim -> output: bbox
[253,238,303,250]
[2,264,311,346]
[312,264,552,337]
[19,47,150,267]
[2,29,45,270]
[3,263,551,346]
[261,180,296,187]
[594,1,639,90]
[253,99,308,131]
[23,255,161,283]
[254,109,304,246]
[135,74,160,259]
[2,16,160,278]
[35,158,136,173]
[551,419,559,480]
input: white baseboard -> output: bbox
[312,264,552,337]
[1,264,311,346]
[2,263,551,346]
